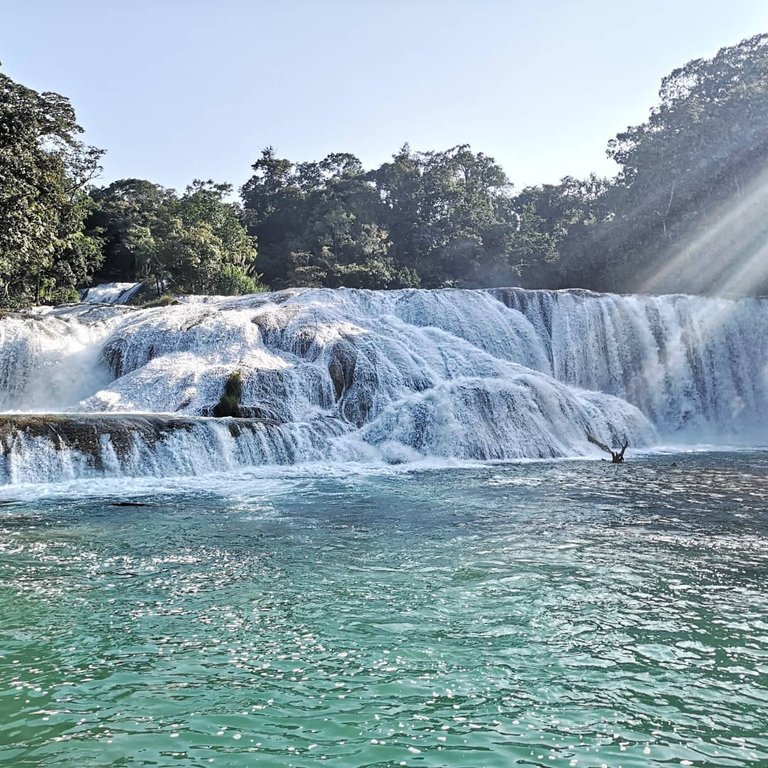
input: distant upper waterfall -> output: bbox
[0,287,765,482]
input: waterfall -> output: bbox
[80,281,145,305]
[0,288,765,483]
[0,414,343,484]
[492,289,768,437]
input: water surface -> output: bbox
[1,452,767,767]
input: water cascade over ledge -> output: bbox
[0,287,765,483]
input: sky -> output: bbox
[2,0,768,192]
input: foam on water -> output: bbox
[0,287,766,483]
[0,305,126,412]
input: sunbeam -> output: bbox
[637,160,768,296]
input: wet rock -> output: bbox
[327,340,358,401]
[0,413,280,471]
[110,501,150,507]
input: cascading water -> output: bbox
[80,281,144,305]
[0,287,765,483]
[492,288,768,436]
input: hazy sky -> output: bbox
[3,0,768,192]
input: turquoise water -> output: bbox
[1,453,767,767]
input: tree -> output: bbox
[241,144,530,290]
[241,147,305,284]
[502,34,768,295]
[0,66,103,305]
[241,148,399,288]
[171,181,261,294]
[88,178,263,295]
[510,175,610,289]
[87,179,176,281]
[597,33,768,293]
[372,144,521,286]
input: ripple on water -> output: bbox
[0,453,767,767]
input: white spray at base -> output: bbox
[0,287,765,484]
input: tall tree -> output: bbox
[373,144,521,286]
[241,148,418,289]
[88,179,262,295]
[510,175,610,289]
[599,33,768,293]
[0,66,103,305]
[162,181,261,295]
[87,178,176,281]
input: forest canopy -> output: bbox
[1,32,768,306]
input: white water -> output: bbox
[80,281,144,305]
[0,287,766,483]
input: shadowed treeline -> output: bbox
[2,33,768,305]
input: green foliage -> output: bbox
[6,33,768,301]
[86,179,176,281]
[241,143,524,289]
[569,33,768,293]
[502,34,768,295]
[87,178,263,296]
[136,292,179,308]
[41,284,80,305]
[331,258,421,289]
[0,66,104,305]
[373,144,520,286]
[509,175,611,288]
[212,372,243,417]
[202,263,263,295]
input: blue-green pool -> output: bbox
[1,453,767,767]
